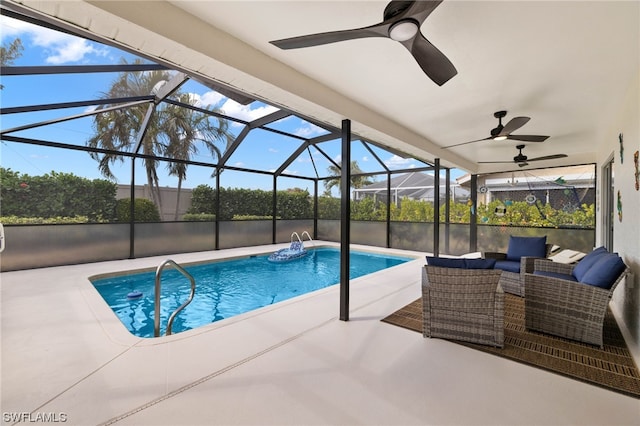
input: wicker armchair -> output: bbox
[483,243,553,297]
[524,259,629,348]
[422,265,504,348]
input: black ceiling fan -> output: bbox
[269,0,457,86]
[479,144,567,168]
[443,111,550,149]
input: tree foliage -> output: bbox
[187,185,313,220]
[0,167,117,222]
[0,170,594,228]
[115,198,161,222]
[86,59,232,219]
[324,161,374,194]
[1,38,24,89]
[315,194,593,228]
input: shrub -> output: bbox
[0,167,117,221]
[183,213,216,222]
[116,198,161,222]
[188,184,215,215]
[188,185,313,220]
[318,196,340,219]
[232,215,275,220]
[0,215,91,224]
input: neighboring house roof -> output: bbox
[456,165,595,190]
[354,172,469,200]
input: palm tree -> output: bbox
[87,59,167,213]
[87,59,232,219]
[1,38,24,89]
[324,160,374,195]
[162,93,232,219]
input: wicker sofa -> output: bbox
[422,265,504,348]
[524,253,629,348]
[483,236,553,297]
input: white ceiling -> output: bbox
[10,0,640,174]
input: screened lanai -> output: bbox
[1,6,471,276]
[1,5,599,277]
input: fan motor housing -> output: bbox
[514,154,528,162]
[384,1,414,19]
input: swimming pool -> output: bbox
[91,247,413,338]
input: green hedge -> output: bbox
[0,215,91,224]
[182,213,216,222]
[1,170,593,228]
[0,167,117,222]
[115,198,161,222]
[188,185,312,220]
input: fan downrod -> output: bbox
[491,111,507,136]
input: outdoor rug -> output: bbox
[381,294,640,399]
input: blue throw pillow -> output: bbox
[533,270,578,281]
[464,258,496,269]
[580,253,626,289]
[506,236,547,261]
[572,246,607,281]
[426,256,466,269]
[495,260,521,273]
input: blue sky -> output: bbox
[1,15,454,193]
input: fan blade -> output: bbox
[270,22,389,50]
[506,134,549,142]
[526,154,568,162]
[404,33,457,86]
[480,154,566,165]
[499,116,530,135]
[400,0,445,25]
[442,136,492,149]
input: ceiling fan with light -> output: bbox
[479,144,567,168]
[443,111,550,149]
[269,0,457,86]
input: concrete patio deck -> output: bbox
[1,242,638,425]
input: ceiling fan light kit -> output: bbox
[389,20,419,41]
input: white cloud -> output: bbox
[362,155,370,162]
[220,99,278,125]
[187,92,280,129]
[384,155,416,168]
[195,91,226,108]
[46,38,107,64]
[293,123,325,138]
[268,148,278,153]
[1,16,109,64]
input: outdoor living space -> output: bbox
[1,1,639,425]
[2,242,638,425]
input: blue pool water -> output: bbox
[91,248,412,338]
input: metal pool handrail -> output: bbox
[154,259,196,337]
